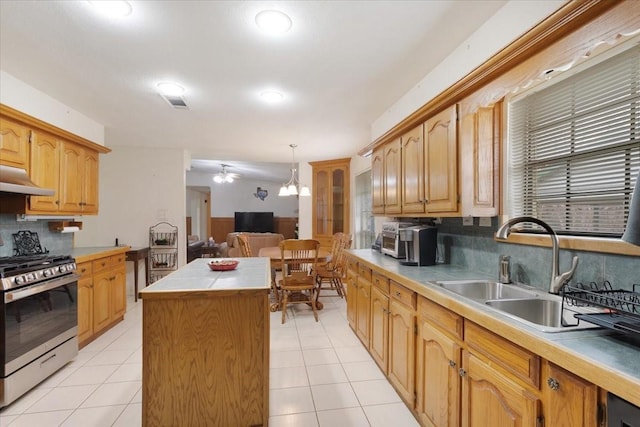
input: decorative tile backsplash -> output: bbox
[437,217,640,292]
[0,214,74,257]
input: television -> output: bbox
[234,212,274,233]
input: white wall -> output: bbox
[186,172,299,217]
[371,0,565,140]
[0,71,105,145]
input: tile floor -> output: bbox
[1,291,419,427]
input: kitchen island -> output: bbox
[138,257,271,427]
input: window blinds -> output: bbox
[509,45,640,236]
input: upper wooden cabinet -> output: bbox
[311,158,350,248]
[0,105,108,215]
[373,104,460,217]
[0,116,30,170]
[424,104,459,215]
[461,101,502,217]
[371,139,401,215]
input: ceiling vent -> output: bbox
[161,94,189,109]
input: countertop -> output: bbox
[138,257,271,298]
[348,249,640,407]
[69,246,130,263]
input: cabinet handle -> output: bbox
[395,291,401,298]
[547,377,560,391]
[458,368,466,377]
[449,360,456,368]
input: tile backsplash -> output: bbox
[437,217,640,292]
[0,214,74,257]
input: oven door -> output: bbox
[2,273,79,376]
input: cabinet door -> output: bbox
[314,167,330,240]
[384,138,402,214]
[461,102,501,217]
[29,132,60,212]
[462,352,540,427]
[372,148,385,214]
[346,270,357,330]
[543,362,598,427]
[370,286,389,372]
[388,299,415,404]
[82,149,99,214]
[0,116,30,170]
[93,270,112,334]
[111,265,127,320]
[59,141,84,213]
[425,104,459,214]
[77,276,94,345]
[401,124,426,214]
[331,166,347,235]
[416,319,461,427]
[356,276,372,346]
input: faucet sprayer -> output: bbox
[495,216,578,294]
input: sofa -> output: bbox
[187,235,205,263]
[222,232,284,257]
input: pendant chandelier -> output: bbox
[279,144,311,197]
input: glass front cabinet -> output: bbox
[311,158,351,249]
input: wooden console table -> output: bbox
[125,246,149,302]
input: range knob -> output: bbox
[15,275,25,285]
[43,268,53,277]
[58,265,67,273]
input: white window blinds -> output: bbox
[509,45,640,237]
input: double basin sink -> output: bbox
[434,280,600,332]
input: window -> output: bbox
[508,44,640,237]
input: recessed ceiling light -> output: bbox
[157,82,185,97]
[260,90,284,104]
[255,10,292,35]
[88,1,132,17]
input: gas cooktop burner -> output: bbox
[0,255,76,291]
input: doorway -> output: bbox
[186,186,211,241]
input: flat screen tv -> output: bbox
[234,212,274,233]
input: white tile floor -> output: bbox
[1,292,419,427]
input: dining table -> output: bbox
[258,245,331,312]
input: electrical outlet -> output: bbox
[463,216,473,226]
[479,217,492,227]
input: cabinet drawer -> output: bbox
[417,296,463,341]
[390,281,416,310]
[110,254,125,265]
[465,321,540,389]
[92,256,111,273]
[76,262,93,278]
[347,258,358,273]
[372,272,389,293]
[358,265,372,281]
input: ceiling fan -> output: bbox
[213,164,240,183]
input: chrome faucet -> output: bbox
[495,216,579,294]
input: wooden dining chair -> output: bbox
[278,239,320,324]
[315,233,352,300]
[237,233,252,257]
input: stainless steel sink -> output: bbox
[436,280,540,301]
[434,279,602,332]
[485,297,601,332]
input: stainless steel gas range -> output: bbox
[0,254,79,408]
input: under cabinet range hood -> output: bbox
[0,165,55,196]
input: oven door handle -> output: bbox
[4,273,80,303]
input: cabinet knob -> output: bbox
[547,377,560,391]
[449,360,456,368]
[395,291,401,297]
[459,368,466,377]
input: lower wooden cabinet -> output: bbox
[345,256,605,427]
[416,317,462,427]
[462,351,541,426]
[77,253,127,348]
[542,362,598,427]
[388,296,415,404]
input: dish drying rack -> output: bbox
[561,281,640,335]
[148,222,178,284]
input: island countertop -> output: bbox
[138,257,271,298]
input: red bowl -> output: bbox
[208,259,239,271]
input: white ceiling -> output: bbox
[0,0,507,182]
